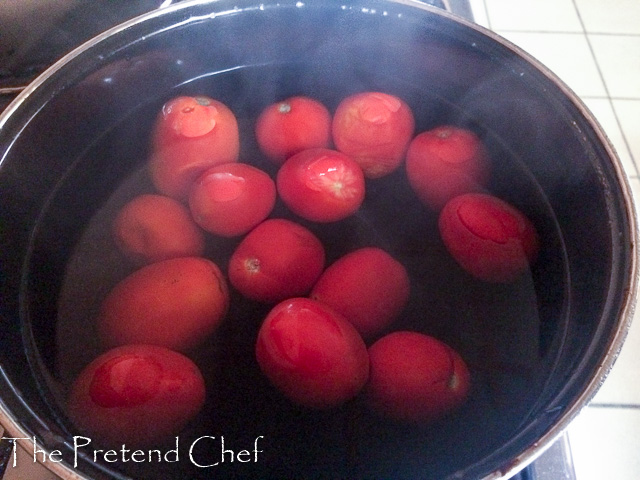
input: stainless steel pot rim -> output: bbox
[1,1,638,479]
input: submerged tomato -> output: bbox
[97,257,229,352]
[310,247,410,338]
[276,148,365,222]
[189,162,276,237]
[148,95,240,200]
[332,91,414,178]
[256,297,369,409]
[228,219,325,303]
[255,96,331,164]
[405,126,491,210]
[112,193,205,264]
[366,331,471,423]
[68,345,206,447]
[438,193,540,283]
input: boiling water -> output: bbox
[46,67,569,480]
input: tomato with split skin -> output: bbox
[228,219,325,303]
[148,95,240,200]
[67,344,206,448]
[256,297,369,409]
[189,162,276,237]
[332,91,415,178]
[112,193,205,265]
[255,96,331,165]
[276,148,365,223]
[438,193,540,283]
[366,331,471,423]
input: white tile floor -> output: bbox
[468,0,640,478]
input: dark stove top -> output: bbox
[0,0,471,107]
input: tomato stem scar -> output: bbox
[245,258,261,274]
[194,96,211,106]
[278,102,292,114]
[436,128,453,139]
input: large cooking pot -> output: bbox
[0,1,637,479]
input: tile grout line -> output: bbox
[588,403,640,410]
[582,96,640,102]
[570,0,640,176]
[488,29,640,37]
[480,0,491,30]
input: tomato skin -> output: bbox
[148,95,240,200]
[438,193,540,283]
[276,148,365,223]
[228,219,325,303]
[256,297,369,409]
[97,257,229,352]
[405,126,491,210]
[332,91,414,178]
[310,247,410,338]
[255,96,331,164]
[188,162,276,237]
[67,344,206,447]
[366,331,471,423]
[112,194,205,264]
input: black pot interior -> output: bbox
[0,1,634,479]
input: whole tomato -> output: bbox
[67,345,206,447]
[148,95,240,200]
[405,126,491,210]
[438,193,540,283]
[189,162,276,237]
[97,257,229,352]
[228,219,325,303]
[332,91,414,178]
[255,96,331,164]
[276,148,365,223]
[366,331,471,423]
[256,297,369,409]
[112,193,205,264]
[310,247,410,338]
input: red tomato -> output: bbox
[112,194,205,264]
[256,297,369,409]
[405,126,491,210]
[97,257,229,352]
[67,345,206,447]
[310,247,410,338]
[228,219,325,303]
[255,96,331,164]
[332,91,414,178]
[276,148,365,223]
[148,95,240,200]
[188,162,276,237]
[438,193,540,283]
[366,331,471,423]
